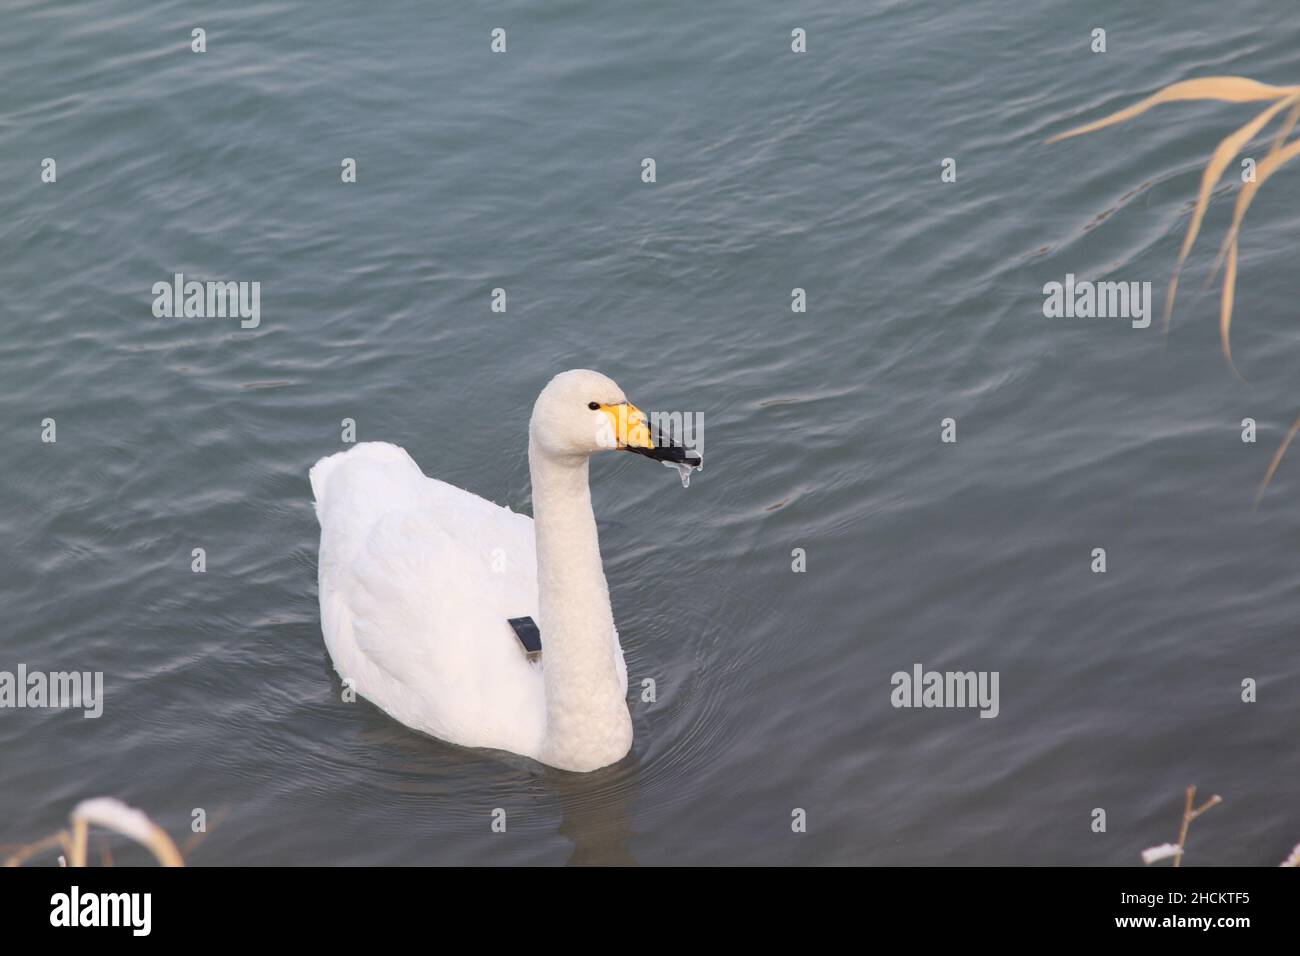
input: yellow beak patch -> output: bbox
[600,402,654,450]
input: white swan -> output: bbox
[310,370,698,772]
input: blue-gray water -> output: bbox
[2,1,1299,865]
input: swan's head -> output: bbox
[529,369,698,465]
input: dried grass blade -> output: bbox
[1212,137,1300,364]
[1255,415,1300,509]
[1163,93,1300,333]
[1047,77,1299,144]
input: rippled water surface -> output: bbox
[3,1,1300,864]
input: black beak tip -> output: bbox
[627,443,702,466]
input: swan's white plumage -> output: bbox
[310,441,627,761]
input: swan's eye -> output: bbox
[587,401,600,410]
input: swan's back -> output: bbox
[311,442,548,758]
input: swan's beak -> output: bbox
[604,402,702,465]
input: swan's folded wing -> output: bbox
[313,442,546,756]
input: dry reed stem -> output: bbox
[2,797,184,868]
[1050,75,1300,499]
[1173,784,1222,868]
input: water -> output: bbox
[2,0,1299,865]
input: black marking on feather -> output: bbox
[507,616,542,662]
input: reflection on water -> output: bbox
[552,763,638,867]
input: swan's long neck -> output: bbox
[528,442,632,771]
